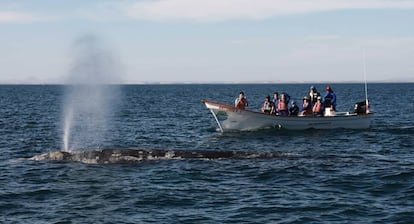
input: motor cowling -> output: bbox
[354,101,367,114]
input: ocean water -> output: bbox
[0,83,413,223]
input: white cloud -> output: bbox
[123,0,414,22]
[0,11,46,24]
[73,2,127,22]
[2,0,414,24]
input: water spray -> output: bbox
[62,35,122,152]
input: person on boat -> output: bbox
[281,92,290,104]
[272,92,279,114]
[277,94,289,116]
[309,85,321,106]
[300,96,312,116]
[312,96,324,116]
[235,91,249,110]
[261,95,275,114]
[289,100,299,116]
[322,85,337,112]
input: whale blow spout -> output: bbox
[30,149,299,164]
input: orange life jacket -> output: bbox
[278,100,288,111]
[313,101,322,113]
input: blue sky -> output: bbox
[1,0,414,83]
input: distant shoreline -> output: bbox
[0,81,413,85]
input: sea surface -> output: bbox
[0,83,413,223]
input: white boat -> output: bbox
[202,100,373,132]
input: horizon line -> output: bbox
[0,80,413,85]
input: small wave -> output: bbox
[29,148,301,164]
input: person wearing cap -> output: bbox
[312,96,323,116]
[322,85,337,111]
[261,95,275,114]
[300,96,312,116]
[289,100,299,116]
[309,85,321,106]
[235,91,249,110]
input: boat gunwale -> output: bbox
[202,99,374,119]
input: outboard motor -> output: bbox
[354,101,367,114]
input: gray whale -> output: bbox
[30,148,297,164]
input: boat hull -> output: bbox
[203,100,372,131]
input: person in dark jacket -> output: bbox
[272,92,279,114]
[289,101,299,116]
[323,85,336,111]
[309,85,321,106]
